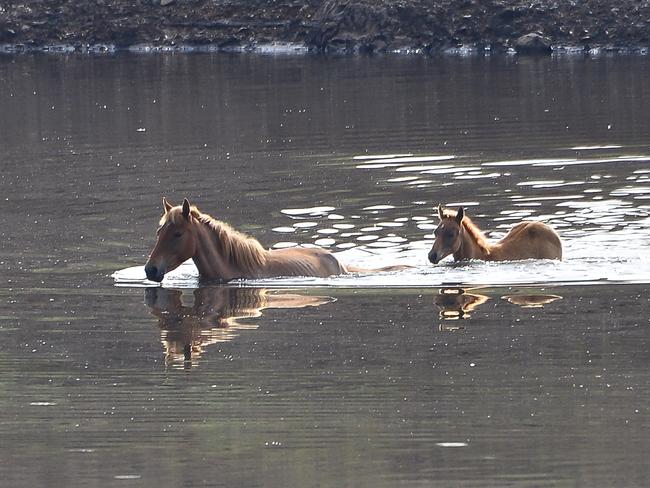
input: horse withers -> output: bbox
[145,198,408,283]
[428,204,562,264]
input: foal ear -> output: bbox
[163,197,173,213]
[437,204,444,220]
[182,198,191,219]
[456,207,465,224]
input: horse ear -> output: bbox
[437,204,444,220]
[182,198,191,219]
[163,197,173,213]
[456,207,465,224]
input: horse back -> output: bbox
[265,247,346,277]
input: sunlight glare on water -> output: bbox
[115,147,650,287]
[114,147,650,288]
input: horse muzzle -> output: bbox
[428,251,440,265]
[144,264,165,282]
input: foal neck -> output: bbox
[456,218,492,260]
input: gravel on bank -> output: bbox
[1,0,650,55]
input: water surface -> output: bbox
[1,53,650,487]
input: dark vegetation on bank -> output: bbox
[2,0,650,55]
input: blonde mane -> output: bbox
[441,208,491,254]
[161,206,268,273]
[194,209,268,273]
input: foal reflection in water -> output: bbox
[145,287,333,366]
[434,288,490,320]
[429,205,562,264]
[145,197,406,283]
[434,287,563,330]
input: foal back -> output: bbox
[492,221,562,260]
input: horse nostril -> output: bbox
[145,265,159,281]
[429,252,438,264]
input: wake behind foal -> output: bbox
[428,205,562,264]
[145,198,406,282]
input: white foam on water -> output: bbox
[395,164,455,172]
[483,158,575,167]
[533,156,650,167]
[353,153,413,161]
[281,206,336,216]
[359,155,456,166]
[272,242,298,249]
[570,145,623,150]
[362,205,395,211]
[314,238,336,247]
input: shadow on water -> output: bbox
[145,287,334,368]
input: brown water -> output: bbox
[1,53,650,487]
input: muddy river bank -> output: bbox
[2,0,650,55]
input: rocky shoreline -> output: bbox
[2,0,650,55]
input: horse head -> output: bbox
[145,197,197,282]
[428,204,464,264]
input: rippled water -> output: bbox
[114,148,650,287]
[2,53,650,486]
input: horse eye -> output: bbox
[173,231,183,238]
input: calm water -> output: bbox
[1,53,650,486]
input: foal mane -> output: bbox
[441,208,491,254]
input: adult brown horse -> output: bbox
[145,198,407,282]
[428,205,562,264]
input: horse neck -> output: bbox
[455,219,492,260]
[191,215,268,280]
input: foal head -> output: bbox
[145,198,197,282]
[428,204,465,264]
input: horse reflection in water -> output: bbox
[145,287,333,367]
[435,287,563,331]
